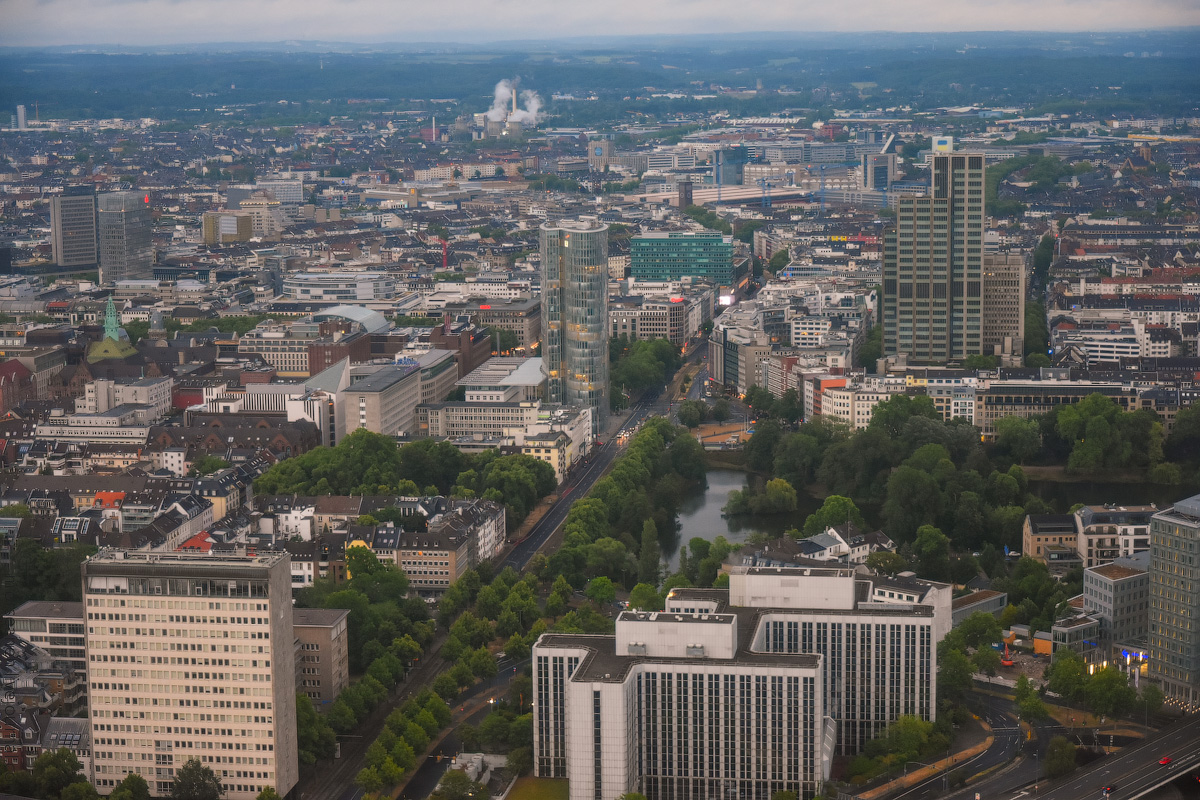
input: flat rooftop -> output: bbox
[457,357,545,388]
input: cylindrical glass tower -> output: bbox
[541,220,609,432]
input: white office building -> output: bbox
[533,566,938,800]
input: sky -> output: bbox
[2,0,1199,47]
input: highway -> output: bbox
[1037,714,1200,800]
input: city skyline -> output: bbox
[3,1,1200,47]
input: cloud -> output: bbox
[2,0,1200,46]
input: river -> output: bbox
[663,469,826,569]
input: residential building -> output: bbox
[630,231,735,288]
[541,221,608,432]
[1149,495,1200,705]
[50,187,98,268]
[533,566,938,800]
[1023,514,1077,562]
[882,153,986,363]
[292,608,350,710]
[81,550,299,800]
[1075,504,1155,568]
[3,601,87,673]
[97,191,154,284]
[951,590,1008,627]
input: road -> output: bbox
[504,388,667,571]
[1037,714,1200,800]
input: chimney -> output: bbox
[512,88,517,116]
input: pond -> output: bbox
[661,469,827,569]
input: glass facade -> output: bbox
[629,231,734,287]
[541,221,609,432]
[98,191,154,284]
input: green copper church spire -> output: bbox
[104,295,120,341]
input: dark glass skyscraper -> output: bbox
[882,153,986,363]
[98,191,153,284]
[541,220,608,432]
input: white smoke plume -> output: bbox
[485,78,543,124]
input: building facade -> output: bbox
[1149,495,1200,705]
[97,192,154,285]
[81,550,299,800]
[533,566,938,800]
[292,608,350,710]
[51,187,98,268]
[882,153,986,363]
[981,252,1026,360]
[630,231,735,288]
[541,221,608,432]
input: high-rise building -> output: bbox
[630,231,735,288]
[1149,495,1200,705]
[533,566,939,800]
[882,152,986,364]
[541,221,608,431]
[861,153,896,190]
[81,550,299,800]
[51,186,98,268]
[677,180,694,209]
[16,104,27,130]
[98,191,154,284]
[201,210,253,245]
[981,252,1026,359]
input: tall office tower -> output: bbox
[677,180,694,209]
[541,220,609,432]
[98,191,154,284]
[882,152,986,364]
[981,252,1026,358]
[861,152,896,190]
[16,105,27,130]
[82,550,299,800]
[1149,495,1200,705]
[50,186,98,268]
[630,230,735,287]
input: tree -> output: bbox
[32,748,86,800]
[256,790,282,800]
[802,495,867,537]
[507,746,533,776]
[189,453,231,476]
[61,784,99,800]
[170,759,224,800]
[865,551,909,575]
[912,525,952,581]
[111,774,151,800]
[1044,736,1077,778]
[296,692,336,764]
[1045,649,1088,702]
[1084,667,1137,719]
[711,398,731,423]
[638,520,661,585]
[994,416,1040,464]
[586,576,616,606]
[972,646,1002,677]
[628,582,663,611]
[772,793,800,800]
[677,399,708,429]
[939,649,974,703]
[431,769,487,800]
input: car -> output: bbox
[1159,756,1173,765]
[1101,785,1116,793]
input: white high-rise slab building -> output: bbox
[82,550,299,800]
[533,565,940,800]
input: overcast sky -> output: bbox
[2,0,1198,47]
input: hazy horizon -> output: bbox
[4,0,1200,48]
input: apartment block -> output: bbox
[82,550,299,800]
[292,608,350,710]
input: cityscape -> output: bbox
[3,16,1200,800]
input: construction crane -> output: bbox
[756,177,775,208]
